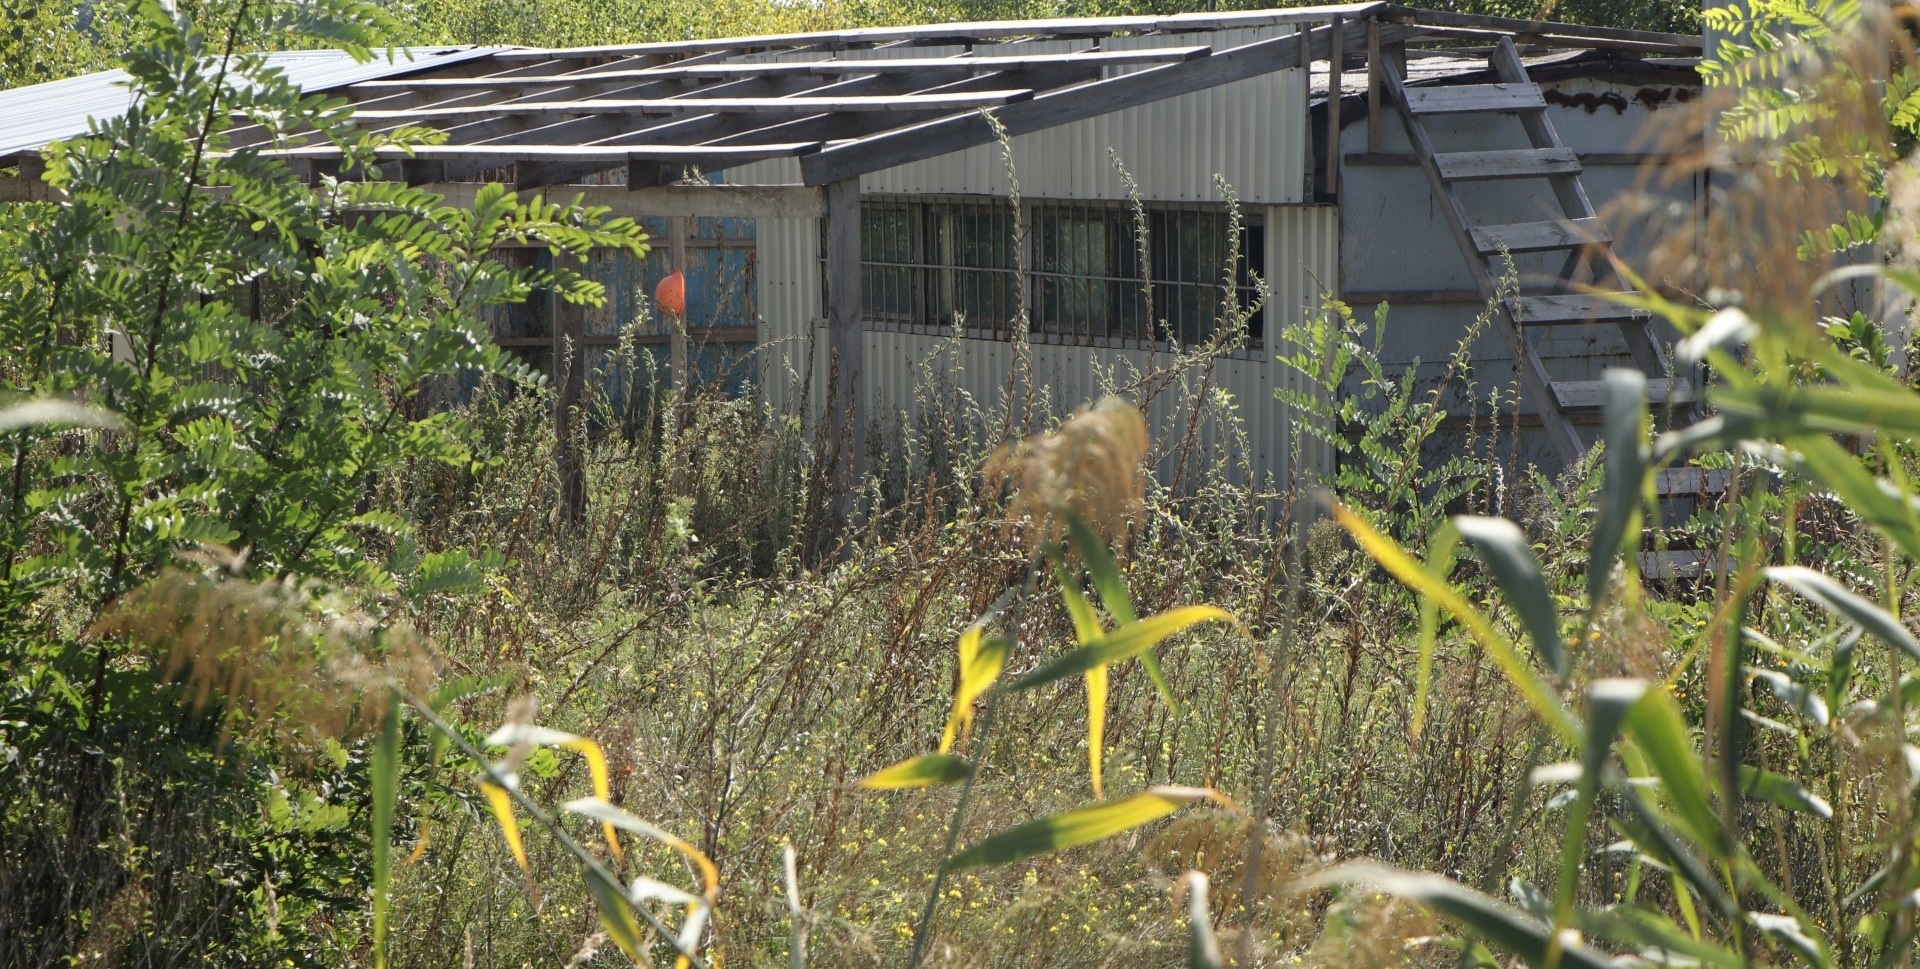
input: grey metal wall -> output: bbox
[755,204,1338,491]
[747,24,1332,491]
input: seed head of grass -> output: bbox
[986,396,1148,555]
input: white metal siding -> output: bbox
[756,217,821,417]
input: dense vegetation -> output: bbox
[6,0,1920,967]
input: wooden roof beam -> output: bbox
[350,90,1038,122]
[344,45,1215,92]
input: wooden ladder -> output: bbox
[1378,36,1684,467]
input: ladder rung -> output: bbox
[1654,467,1730,496]
[1508,293,1646,325]
[1434,147,1581,180]
[1552,376,1692,409]
[1404,83,1546,115]
[1470,218,1612,254]
[1640,550,1721,580]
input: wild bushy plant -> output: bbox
[0,0,645,961]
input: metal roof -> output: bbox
[0,46,503,159]
[235,4,1697,192]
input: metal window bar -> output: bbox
[847,195,1262,350]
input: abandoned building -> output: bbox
[0,4,1711,494]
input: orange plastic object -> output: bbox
[655,270,686,318]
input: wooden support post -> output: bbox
[1366,20,1383,154]
[823,178,865,494]
[1324,15,1344,201]
[553,252,588,529]
[668,215,689,398]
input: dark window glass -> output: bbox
[930,203,1019,334]
[860,202,918,324]
[849,197,1262,349]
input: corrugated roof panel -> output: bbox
[0,46,505,158]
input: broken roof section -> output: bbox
[0,46,502,159]
[0,5,1700,191]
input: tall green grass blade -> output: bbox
[1457,516,1566,678]
[859,753,971,790]
[1010,606,1237,692]
[584,864,651,965]
[1552,680,1644,946]
[1579,907,1745,968]
[1716,380,1920,441]
[1063,511,1177,712]
[939,628,1009,753]
[1307,863,1617,969]
[480,780,529,872]
[1615,784,1739,921]
[1767,565,1920,661]
[1333,504,1578,740]
[563,798,719,903]
[1747,912,1829,969]
[1184,872,1223,969]
[1625,687,1723,858]
[1057,564,1111,796]
[370,694,400,969]
[1738,766,1834,819]
[1590,369,1648,610]
[948,787,1217,870]
[1413,524,1460,739]
[1748,667,1829,728]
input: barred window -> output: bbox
[845,196,1264,349]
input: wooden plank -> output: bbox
[1468,217,1610,253]
[1508,292,1647,325]
[1639,550,1715,580]
[1433,147,1580,180]
[1552,377,1694,409]
[824,178,865,492]
[1366,21,1383,153]
[426,183,824,219]
[1654,466,1728,495]
[264,143,822,163]
[350,90,1036,121]
[802,20,1413,186]
[1345,151,1688,167]
[1324,15,1344,200]
[1402,82,1544,115]
[350,47,1215,89]
[1379,5,1703,53]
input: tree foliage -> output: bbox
[0,0,645,961]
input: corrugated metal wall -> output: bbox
[756,205,1339,491]
[747,23,1332,490]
